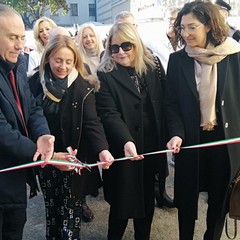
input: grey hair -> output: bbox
[114,11,135,24]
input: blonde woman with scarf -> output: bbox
[165,1,240,240]
[76,23,104,75]
[29,34,113,240]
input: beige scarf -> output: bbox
[185,37,240,131]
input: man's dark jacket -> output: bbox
[0,54,50,209]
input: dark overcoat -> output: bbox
[30,72,108,198]
[0,55,50,208]
[96,62,167,218]
[58,74,109,197]
[165,49,240,219]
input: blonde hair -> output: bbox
[76,23,104,73]
[33,16,57,53]
[39,34,87,79]
[98,22,155,76]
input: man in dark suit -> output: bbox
[0,4,54,240]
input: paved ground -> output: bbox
[23,165,239,240]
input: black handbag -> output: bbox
[225,171,240,239]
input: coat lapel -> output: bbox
[0,72,26,126]
[217,56,228,98]
[144,67,157,98]
[16,74,29,120]
[180,50,199,99]
[111,65,141,99]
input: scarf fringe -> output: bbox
[201,119,217,131]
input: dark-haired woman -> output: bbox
[165,1,240,239]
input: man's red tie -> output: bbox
[8,70,28,136]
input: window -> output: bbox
[89,3,95,17]
[70,3,78,16]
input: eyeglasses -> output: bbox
[176,23,205,35]
[109,42,133,54]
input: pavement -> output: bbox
[23,165,239,240]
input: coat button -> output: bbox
[225,122,228,128]
[221,100,224,106]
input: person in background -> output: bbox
[164,7,181,52]
[48,26,71,41]
[114,10,174,209]
[29,34,113,240]
[165,1,240,239]
[102,12,136,50]
[96,22,167,240]
[22,46,33,70]
[28,16,57,75]
[75,22,105,223]
[114,11,137,27]
[76,23,104,74]
[215,0,240,43]
[148,6,181,71]
[0,4,55,240]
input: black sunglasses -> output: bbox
[109,42,133,54]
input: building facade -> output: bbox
[54,0,167,26]
[53,0,97,27]
[52,0,239,27]
[96,0,165,24]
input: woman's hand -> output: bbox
[33,135,55,162]
[53,151,76,171]
[124,141,144,161]
[99,150,114,170]
[167,136,183,153]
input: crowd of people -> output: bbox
[0,0,240,240]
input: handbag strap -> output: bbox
[225,215,238,239]
[153,55,164,82]
[152,55,166,92]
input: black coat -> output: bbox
[30,71,109,198]
[0,55,50,208]
[165,49,240,219]
[96,62,167,218]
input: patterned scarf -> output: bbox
[40,64,78,103]
[185,37,240,131]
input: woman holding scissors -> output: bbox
[29,34,113,240]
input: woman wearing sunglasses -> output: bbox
[165,1,240,239]
[96,22,167,239]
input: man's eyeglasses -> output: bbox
[109,42,133,54]
[176,23,205,35]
